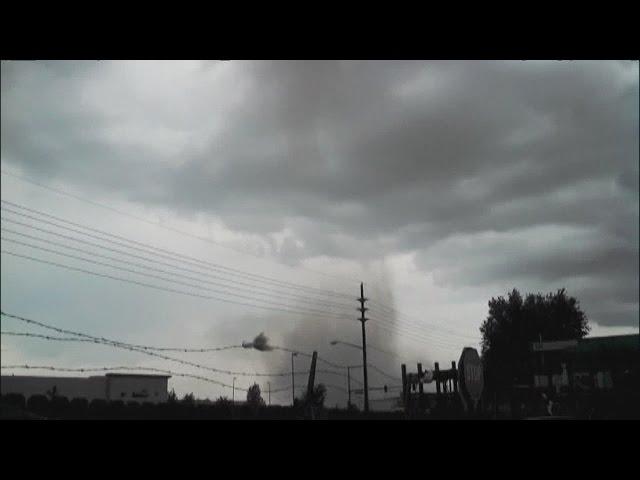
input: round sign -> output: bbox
[458,347,484,408]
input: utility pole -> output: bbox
[306,351,318,420]
[347,366,352,408]
[232,377,236,403]
[358,282,370,413]
[401,364,408,415]
[418,362,424,415]
[232,377,236,420]
[291,352,297,406]
[268,382,271,406]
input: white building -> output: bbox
[0,373,171,403]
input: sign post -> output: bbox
[458,347,484,415]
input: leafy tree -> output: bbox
[480,288,590,395]
[181,392,196,405]
[301,384,327,409]
[215,396,232,407]
[246,383,265,408]
[167,388,178,403]
[46,385,58,401]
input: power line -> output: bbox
[0,329,365,389]
[366,363,401,381]
[368,311,477,347]
[0,203,356,305]
[0,227,468,351]
[370,315,478,347]
[1,201,479,349]
[0,363,352,403]
[1,245,463,361]
[1,232,473,358]
[0,196,358,299]
[0,311,347,379]
[0,249,354,321]
[0,331,244,352]
[1,314,402,390]
[0,234,353,319]
[368,300,479,341]
[0,329,364,389]
[1,331,369,387]
[270,346,355,372]
[2,246,463,356]
[367,316,465,349]
[0,169,363,286]
[0,219,355,311]
[0,364,251,392]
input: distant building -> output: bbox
[529,334,639,394]
[0,373,171,403]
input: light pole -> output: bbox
[330,340,361,409]
[291,352,298,406]
[329,341,365,411]
[232,377,236,403]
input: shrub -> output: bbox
[49,396,71,418]
[89,399,108,419]
[27,395,50,416]
[2,393,26,410]
[69,398,89,419]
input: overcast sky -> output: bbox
[1,60,638,406]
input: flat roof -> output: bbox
[578,334,639,353]
[2,373,171,379]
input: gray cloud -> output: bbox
[2,59,638,337]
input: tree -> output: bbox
[181,392,195,405]
[215,396,232,406]
[213,396,233,419]
[167,388,178,403]
[301,384,327,409]
[46,385,58,401]
[480,288,590,395]
[246,383,265,408]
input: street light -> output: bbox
[329,340,363,410]
[329,339,362,350]
[331,338,400,359]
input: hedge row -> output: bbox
[0,394,409,420]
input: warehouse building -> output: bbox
[0,373,171,403]
[529,334,639,393]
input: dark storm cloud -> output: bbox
[1,60,638,328]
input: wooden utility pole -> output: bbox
[232,377,236,403]
[306,351,318,420]
[291,352,297,406]
[307,351,318,397]
[401,364,408,414]
[358,282,370,413]
[417,363,424,415]
[347,366,352,408]
[451,361,458,394]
